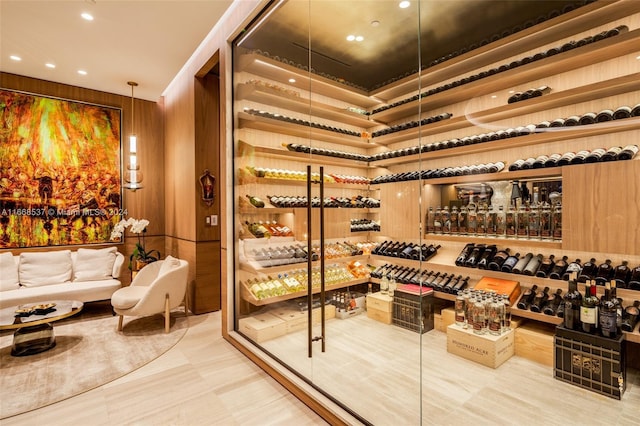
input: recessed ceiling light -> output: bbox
[508,90,515,94]
[399,1,410,8]
[636,54,640,60]
[81,12,94,21]
[346,35,355,41]
[355,36,364,42]
[78,70,88,75]
[288,78,296,83]
[491,95,497,99]
[10,55,22,61]
[45,63,56,69]
[371,20,380,27]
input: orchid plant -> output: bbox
[111,217,160,269]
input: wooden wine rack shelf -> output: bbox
[240,254,370,275]
[238,174,379,191]
[240,277,370,306]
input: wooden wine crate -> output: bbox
[515,321,555,367]
[268,304,337,333]
[312,304,336,322]
[474,277,521,307]
[441,307,456,330]
[366,292,393,324]
[447,324,515,369]
[238,313,287,343]
[368,308,392,324]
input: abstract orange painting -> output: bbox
[0,89,122,248]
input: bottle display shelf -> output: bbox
[424,234,562,250]
[370,0,637,101]
[236,82,380,129]
[238,174,379,190]
[240,277,370,306]
[237,140,372,169]
[240,254,370,275]
[370,28,640,120]
[369,277,457,302]
[237,111,371,148]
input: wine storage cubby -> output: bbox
[233,2,640,347]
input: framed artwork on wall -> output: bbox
[0,89,123,248]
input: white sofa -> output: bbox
[0,247,124,309]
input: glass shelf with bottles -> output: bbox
[425,179,562,244]
[239,166,379,190]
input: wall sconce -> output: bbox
[123,81,143,191]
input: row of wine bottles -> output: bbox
[245,240,376,266]
[371,240,440,261]
[370,162,505,184]
[243,108,361,137]
[246,166,370,185]
[509,145,638,170]
[427,202,562,241]
[263,195,380,208]
[371,25,627,115]
[561,276,634,338]
[371,112,452,138]
[455,243,640,290]
[454,289,513,336]
[244,220,293,238]
[515,285,564,316]
[350,219,380,232]
[371,263,469,294]
[508,86,551,104]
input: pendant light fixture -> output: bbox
[123,81,143,191]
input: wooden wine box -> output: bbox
[447,324,515,368]
[268,304,336,333]
[366,292,393,324]
[474,277,521,306]
[514,321,555,367]
[238,313,287,343]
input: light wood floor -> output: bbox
[1,311,327,426]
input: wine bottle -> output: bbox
[601,146,623,161]
[523,253,543,276]
[450,206,459,234]
[452,276,470,293]
[557,151,576,166]
[552,204,562,241]
[512,252,533,274]
[562,259,582,281]
[611,281,623,331]
[399,243,415,259]
[543,289,564,316]
[543,153,562,168]
[581,281,599,334]
[488,248,510,271]
[443,275,463,293]
[612,260,631,288]
[517,285,538,310]
[595,259,613,285]
[584,148,606,163]
[621,300,640,332]
[599,281,618,338]
[549,255,569,280]
[423,244,441,261]
[595,109,614,122]
[476,245,497,270]
[563,273,582,330]
[578,258,598,283]
[617,144,638,160]
[496,205,506,236]
[501,252,521,273]
[455,243,475,266]
[530,286,550,313]
[628,264,640,290]
[569,150,590,165]
[578,112,596,125]
[535,254,556,278]
[613,106,632,120]
[505,204,516,238]
[632,102,640,117]
[246,195,265,208]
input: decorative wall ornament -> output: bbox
[199,169,215,206]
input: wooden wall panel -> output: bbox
[379,181,423,240]
[563,160,640,255]
[195,241,221,313]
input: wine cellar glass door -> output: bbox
[232,1,424,423]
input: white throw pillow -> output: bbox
[74,247,117,282]
[0,252,20,291]
[19,250,73,287]
[158,255,181,277]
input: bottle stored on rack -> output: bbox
[450,206,459,234]
[628,264,640,290]
[535,254,556,278]
[563,273,583,330]
[621,300,640,332]
[581,281,599,334]
[584,148,606,163]
[245,195,265,208]
[488,248,511,271]
[562,259,582,281]
[543,289,564,316]
[505,204,516,238]
[501,252,521,273]
[552,204,562,241]
[549,255,569,280]
[522,253,543,276]
[601,146,623,161]
[617,144,638,160]
[599,281,618,338]
[464,244,486,268]
[455,243,475,266]
[476,245,497,270]
[512,252,533,274]
[530,286,551,313]
[595,259,614,285]
[612,261,631,288]
[578,258,598,283]
[517,285,538,310]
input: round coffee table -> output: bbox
[0,300,84,356]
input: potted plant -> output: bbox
[110,217,160,271]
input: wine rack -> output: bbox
[233,2,640,349]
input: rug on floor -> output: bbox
[0,309,188,419]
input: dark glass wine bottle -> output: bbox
[599,281,618,338]
[517,285,538,310]
[578,258,598,283]
[617,144,638,160]
[613,260,631,288]
[488,248,510,271]
[628,264,640,290]
[562,259,582,281]
[512,252,533,274]
[580,281,599,334]
[548,255,569,280]
[535,254,556,278]
[530,286,550,313]
[563,273,582,330]
[476,245,497,270]
[584,148,606,163]
[543,289,563,316]
[595,259,613,285]
[464,244,486,268]
[621,300,640,332]
[455,243,475,266]
[501,252,521,273]
[601,146,622,161]
[523,253,543,276]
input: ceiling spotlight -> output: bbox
[491,95,497,99]
[346,35,355,41]
[81,12,94,21]
[288,78,296,83]
[355,36,364,42]
[399,1,410,8]
[10,55,22,61]
[371,20,380,27]
[77,70,87,75]
[45,63,56,69]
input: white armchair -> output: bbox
[111,256,189,333]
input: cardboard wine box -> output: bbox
[474,276,521,306]
[447,324,515,368]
